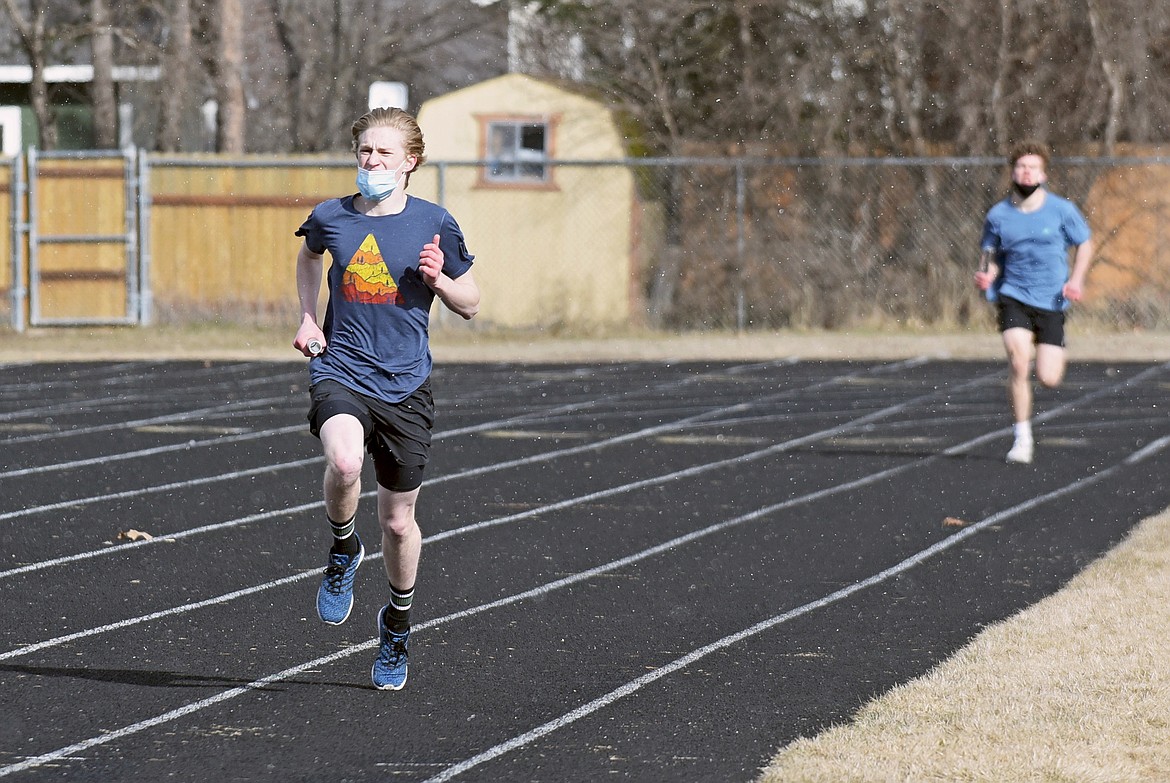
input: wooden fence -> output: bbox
[146,156,355,324]
[3,152,642,331]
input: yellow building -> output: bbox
[416,73,646,331]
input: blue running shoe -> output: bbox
[316,536,363,625]
[372,606,409,691]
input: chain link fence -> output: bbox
[423,155,1170,333]
[618,156,1170,333]
[4,154,1168,333]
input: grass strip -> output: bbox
[760,505,1170,783]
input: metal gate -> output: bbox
[19,148,144,327]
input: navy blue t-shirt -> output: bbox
[296,194,474,402]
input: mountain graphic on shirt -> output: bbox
[341,234,404,304]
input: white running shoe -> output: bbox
[1006,439,1034,464]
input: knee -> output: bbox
[326,451,364,486]
[1006,358,1031,383]
[380,512,417,540]
[1034,350,1066,388]
[1036,367,1064,388]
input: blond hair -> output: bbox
[351,107,427,182]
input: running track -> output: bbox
[1,357,1168,782]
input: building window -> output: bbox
[485,120,549,183]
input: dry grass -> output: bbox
[2,322,1170,364]
[759,508,1170,783]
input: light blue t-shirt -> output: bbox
[980,190,1091,311]
[296,194,474,402]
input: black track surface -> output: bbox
[1,358,1168,782]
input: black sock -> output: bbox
[328,514,360,556]
[384,582,414,633]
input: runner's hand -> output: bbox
[419,234,444,287]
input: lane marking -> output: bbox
[0,359,919,530]
[0,423,53,433]
[0,365,295,424]
[132,424,250,435]
[0,358,790,474]
[0,370,1019,652]
[421,438,1170,783]
[0,396,294,446]
[0,361,272,397]
[480,430,596,440]
[0,425,305,480]
[0,363,611,477]
[654,434,773,446]
[0,457,322,523]
[5,429,1166,779]
[824,435,944,447]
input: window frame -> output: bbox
[476,114,559,191]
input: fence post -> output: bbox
[137,149,153,325]
[123,147,141,325]
[8,152,26,332]
[26,146,40,326]
[735,159,746,333]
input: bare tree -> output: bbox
[89,0,117,148]
[265,0,312,150]
[1081,0,1170,152]
[156,0,193,152]
[257,0,505,152]
[520,0,1170,158]
[214,0,245,152]
[1,0,57,148]
[515,2,742,155]
[1119,4,1170,144]
[7,0,1170,156]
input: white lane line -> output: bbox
[0,364,591,473]
[944,361,1170,456]
[0,359,906,522]
[0,356,728,452]
[0,382,958,658]
[0,505,321,579]
[0,370,1005,659]
[0,365,295,424]
[5,428,1166,779]
[432,358,806,438]
[0,421,942,661]
[0,424,305,479]
[423,373,997,544]
[0,571,312,661]
[0,357,783,483]
[0,362,145,392]
[0,457,321,523]
[0,395,294,446]
[5,357,1157,584]
[1126,433,1170,464]
[420,437,1170,783]
[0,361,276,398]
[0,359,938,573]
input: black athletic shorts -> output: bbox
[307,378,435,492]
[997,295,1065,347]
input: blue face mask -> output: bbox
[356,162,405,201]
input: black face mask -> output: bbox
[1013,182,1041,199]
